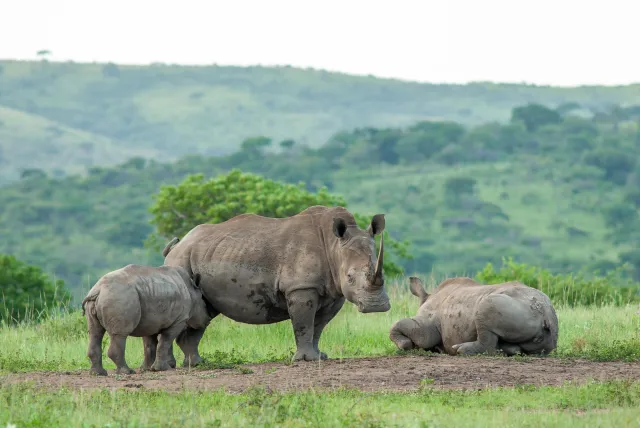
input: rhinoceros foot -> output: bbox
[451,341,498,356]
[292,348,326,362]
[90,367,108,376]
[150,361,173,372]
[115,367,135,375]
[182,355,203,368]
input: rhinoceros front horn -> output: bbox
[372,232,384,287]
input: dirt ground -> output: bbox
[3,355,639,393]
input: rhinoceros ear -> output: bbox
[409,276,429,305]
[368,214,385,236]
[333,217,348,239]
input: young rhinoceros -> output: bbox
[389,277,559,356]
[81,264,213,376]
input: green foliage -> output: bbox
[3,101,640,293]
[149,169,346,239]
[510,103,562,132]
[2,59,640,184]
[148,169,408,276]
[0,254,71,322]
[475,257,639,307]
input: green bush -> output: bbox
[475,257,639,307]
[0,254,72,323]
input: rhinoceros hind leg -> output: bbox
[107,334,135,375]
[152,323,186,371]
[498,342,523,356]
[86,306,107,376]
[451,328,499,356]
[140,335,159,371]
[167,342,177,369]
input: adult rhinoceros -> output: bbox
[161,205,390,365]
[389,277,558,356]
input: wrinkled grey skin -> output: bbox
[390,277,559,356]
[162,205,390,364]
[81,264,213,376]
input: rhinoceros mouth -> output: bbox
[357,301,391,313]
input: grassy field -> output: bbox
[2,382,640,427]
[1,279,639,373]
[1,278,639,427]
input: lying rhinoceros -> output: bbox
[81,264,214,376]
[389,276,559,356]
[162,205,390,365]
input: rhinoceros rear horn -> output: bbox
[372,232,384,287]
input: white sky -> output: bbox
[1,0,638,86]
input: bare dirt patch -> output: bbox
[3,355,639,393]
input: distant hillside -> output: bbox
[1,59,639,182]
[3,102,640,300]
[0,105,166,183]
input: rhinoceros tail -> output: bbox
[162,237,180,257]
[81,289,100,316]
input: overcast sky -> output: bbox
[1,0,638,86]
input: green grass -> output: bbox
[1,277,639,426]
[2,381,640,427]
[1,279,638,373]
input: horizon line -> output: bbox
[2,57,639,90]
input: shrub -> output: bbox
[475,257,639,307]
[0,254,72,323]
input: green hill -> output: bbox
[1,59,639,182]
[0,105,165,183]
[2,102,640,300]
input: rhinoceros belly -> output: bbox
[202,272,290,325]
[439,304,478,350]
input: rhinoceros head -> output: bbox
[332,213,390,313]
[187,273,215,329]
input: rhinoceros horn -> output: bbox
[372,232,384,287]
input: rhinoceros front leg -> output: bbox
[176,326,208,368]
[312,298,345,360]
[451,325,499,356]
[152,323,187,372]
[389,318,441,352]
[287,289,322,362]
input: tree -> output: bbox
[0,254,71,322]
[444,176,477,195]
[602,202,638,230]
[618,249,640,281]
[511,103,562,132]
[148,169,409,276]
[583,148,636,185]
[102,63,121,78]
[279,139,295,150]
